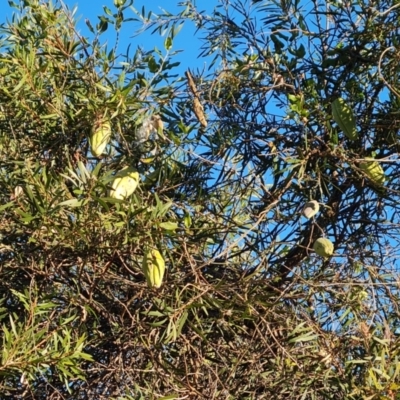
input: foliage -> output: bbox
[1,0,400,399]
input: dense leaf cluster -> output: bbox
[1,0,400,399]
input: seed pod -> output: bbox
[313,238,334,257]
[359,158,385,185]
[135,115,163,145]
[302,200,319,219]
[332,98,358,140]
[135,118,152,145]
[110,167,139,200]
[10,185,23,200]
[142,249,166,288]
[90,119,111,157]
[151,115,164,132]
[193,97,207,127]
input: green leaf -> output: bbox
[97,17,108,32]
[0,201,15,212]
[184,213,192,228]
[159,221,178,231]
[164,36,173,51]
[296,44,306,58]
[58,199,84,208]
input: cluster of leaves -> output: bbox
[1,0,400,399]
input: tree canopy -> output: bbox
[1,0,400,398]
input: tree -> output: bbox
[1,0,400,398]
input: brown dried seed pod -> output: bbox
[186,70,199,97]
[151,115,164,132]
[193,97,207,127]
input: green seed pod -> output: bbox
[302,200,319,219]
[110,167,139,200]
[90,120,111,157]
[359,158,385,185]
[313,238,334,257]
[142,249,166,288]
[332,98,358,140]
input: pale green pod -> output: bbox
[313,238,334,257]
[90,120,111,157]
[302,200,319,219]
[332,98,358,140]
[110,167,139,200]
[359,158,385,185]
[142,249,166,288]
